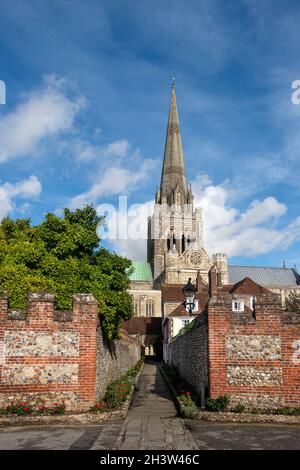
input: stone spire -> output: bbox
[159,81,188,206]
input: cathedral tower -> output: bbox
[147,82,208,284]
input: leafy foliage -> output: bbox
[0,205,133,338]
[285,290,300,312]
[205,395,230,412]
[231,403,246,413]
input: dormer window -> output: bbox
[232,300,244,312]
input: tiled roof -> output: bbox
[167,304,191,317]
[229,277,271,295]
[128,261,153,282]
[161,284,185,302]
[162,283,209,316]
[228,265,300,286]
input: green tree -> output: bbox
[285,290,300,312]
[0,205,133,339]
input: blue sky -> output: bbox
[1,0,300,267]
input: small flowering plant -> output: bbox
[162,364,199,418]
[37,401,66,415]
[0,401,66,416]
[90,401,107,412]
[5,402,32,416]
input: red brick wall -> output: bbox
[0,291,98,411]
[282,313,300,407]
[207,292,300,409]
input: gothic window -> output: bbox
[146,300,154,317]
[167,237,171,251]
[181,234,185,253]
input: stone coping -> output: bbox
[197,411,300,425]
[0,362,144,428]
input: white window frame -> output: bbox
[146,299,154,317]
[232,300,244,312]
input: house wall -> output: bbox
[167,314,208,396]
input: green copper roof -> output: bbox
[129,261,153,282]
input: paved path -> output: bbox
[116,362,197,450]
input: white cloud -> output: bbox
[102,139,130,158]
[69,158,156,208]
[193,174,300,257]
[0,75,85,163]
[70,138,130,162]
[0,175,42,220]
[100,173,300,261]
[3,175,42,198]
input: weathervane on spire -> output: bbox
[171,77,175,87]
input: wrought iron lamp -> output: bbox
[183,278,197,315]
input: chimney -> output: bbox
[209,266,217,295]
[217,272,222,287]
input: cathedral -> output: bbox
[125,83,300,348]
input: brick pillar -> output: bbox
[27,292,54,324]
[72,294,98,407]
[72,294,99,322]
[0,290,8,321]
[208,266,217,295]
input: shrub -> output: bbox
[180,403,199,419]
[231,403,246,414]
[205,395,230,412]
[273,407,300,416]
